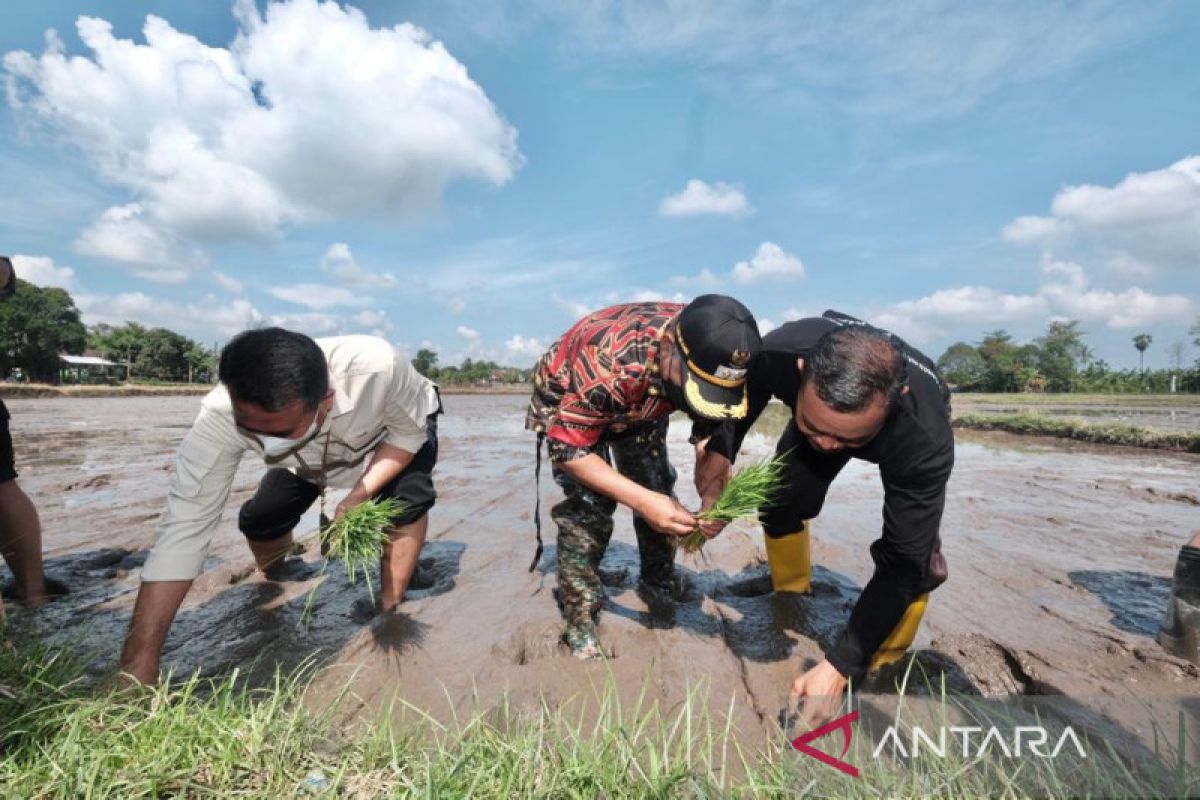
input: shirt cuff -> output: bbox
[385,430,427,453]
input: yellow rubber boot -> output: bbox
[764,523,811,594]
[869,593,930,671]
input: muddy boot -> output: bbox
[1158,546,1200,665]
[869,593,929,672]
[765,522,812,594]
[564,621,604,661]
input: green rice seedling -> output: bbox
[303,498,409,618]
[679,453,789,553]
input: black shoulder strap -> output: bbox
[528,432,546,572]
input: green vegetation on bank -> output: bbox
[1,633,1194,798]
[937,319,1200,394]
[411,348,531,386]
[954,412,1200,453]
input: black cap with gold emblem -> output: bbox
[674,294,762,420]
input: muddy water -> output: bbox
[3,395,1198,763]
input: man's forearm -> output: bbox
[693,444,731,510]
[119,579,193,683]
[346,443,416,503]
[559,453,656,512]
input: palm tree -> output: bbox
[1133,333,1152,373]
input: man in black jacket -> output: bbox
[706,311,953,723]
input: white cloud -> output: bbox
[456,325,480,339]
[267,311,342,336]
[757,318,777,335]
[268,283,363,309]
[75,291,263,339]
[73,203,201,282]
[212,271,244,293]
[505,334,545,364]
[732,242,805,285]
[444,296,467,315]
[552,291,594,319]
[671,243,806,288]
[1038,258,1192,329]
[668,267,723,290]
[1002,215,1065,245]
[320,243,398,289]
[9,254,75,289]
[874,286,1048,342]
[873,258,1192,343]
[1003,156,1200,268]
[659,179,752,218]
[1106,252,1154,280]
[611,289,687,304]
[4,0,521,275]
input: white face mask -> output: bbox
[258,412,321,457]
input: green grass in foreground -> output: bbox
[1,632,1196,798]
[953,412,1200,453]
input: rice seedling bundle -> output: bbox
[678,453,788,553]
[320,497,408,597]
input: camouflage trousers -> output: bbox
[552,418,677,632]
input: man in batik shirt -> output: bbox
[526,295,762,659]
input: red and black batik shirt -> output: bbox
[526,302,682,463]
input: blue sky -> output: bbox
[2,0,1197,368]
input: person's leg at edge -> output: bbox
[611,421,677,595]
[378,514,428,613]
[1159,530,1200,665]
[0,478,46,607]
[761,421,846,595]
[238,468,320,579]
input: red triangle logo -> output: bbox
[790,710,860,778]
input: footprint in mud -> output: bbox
[1067,569,1171,638]
[720,571,772,598]
[403,541,466,600]
[902,634,1056,698]
[493,621,570,665]
[62,473,112,491]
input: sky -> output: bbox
[1,0,1197,369]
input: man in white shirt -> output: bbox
[118,328,441,684]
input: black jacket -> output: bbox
[708,311,954,679]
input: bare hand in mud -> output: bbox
[638,493,699,536]
[789,659,848,730]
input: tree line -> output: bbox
[410,349,532,385]
[0,280,534,386]
[936,319,1200,394]
[0,279,218,384]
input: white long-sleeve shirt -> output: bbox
[141,335,439,582]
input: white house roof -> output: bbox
[59,354,119,367]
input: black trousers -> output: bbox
[238,414,439,541]
[759,419,850,538]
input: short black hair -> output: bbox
[218,328,328,411]
[804,326,906,413]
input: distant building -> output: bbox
[59,352,128,384]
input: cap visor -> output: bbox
[681,368,748,420]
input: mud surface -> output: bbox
[3,395,1198,761]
